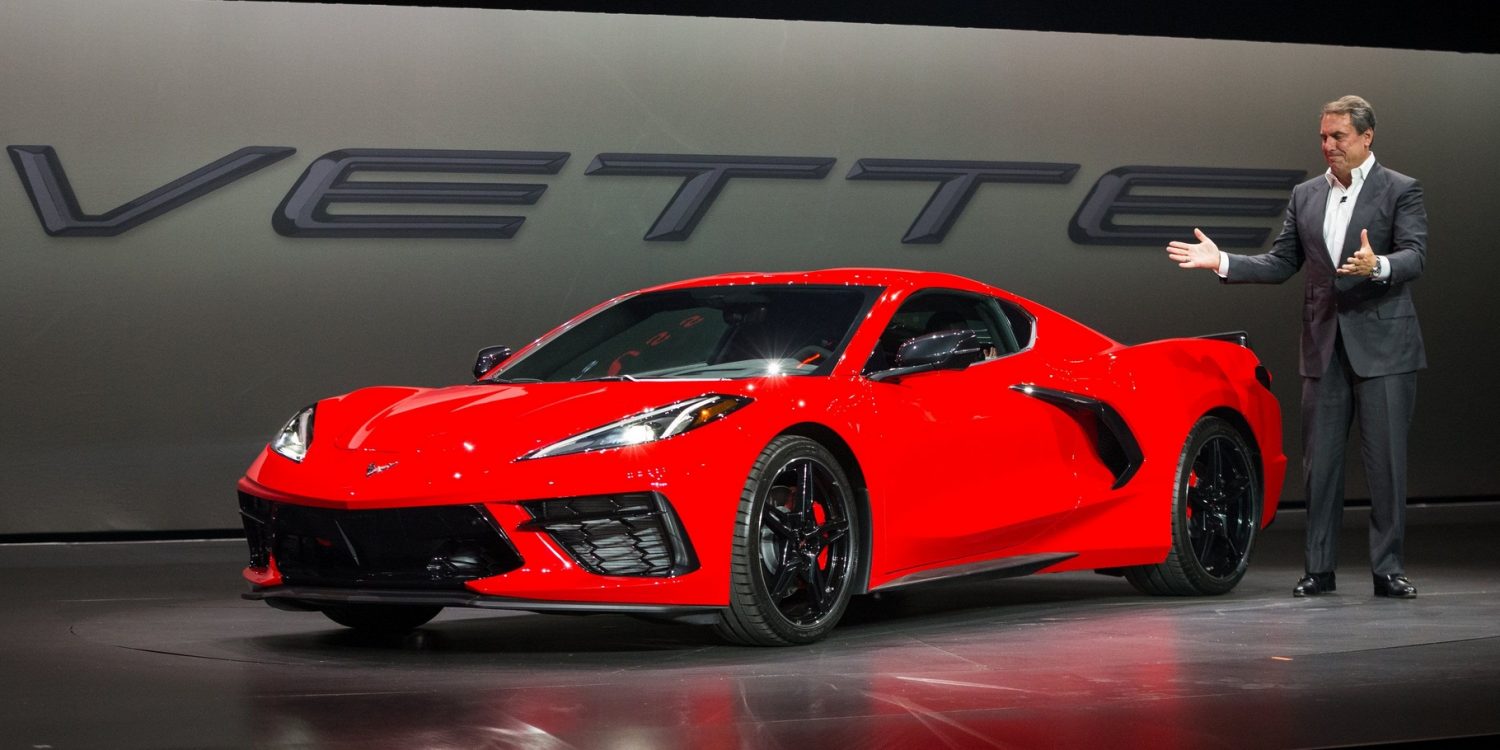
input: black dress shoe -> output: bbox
[1374,574,1418,598]
[1293,571,1336,597]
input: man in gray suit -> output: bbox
[1165,95,1426,599]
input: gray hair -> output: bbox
[1322,95,1376,133]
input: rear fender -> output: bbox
[1099,337,1284,525]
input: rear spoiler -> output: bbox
[1198,330,1253,351]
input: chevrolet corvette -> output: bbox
[238,268,1285,645]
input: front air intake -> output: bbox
[239,493,523,589]
[520,492,698,577]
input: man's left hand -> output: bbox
[1337,229,1379,277]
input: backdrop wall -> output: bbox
[3,0,1497,533]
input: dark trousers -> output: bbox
[1301,334,1418,576]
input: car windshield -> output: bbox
[491,285,881,382]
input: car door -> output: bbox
[862,291,1088,575]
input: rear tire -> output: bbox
[320,604,442,634]
[1126,416,1261,596]
[714,436,859,646]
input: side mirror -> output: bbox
[473,345,513,379]
[870,330,982,382]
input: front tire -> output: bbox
[1126,416,1261,596]
[320,604,442,634]
[714,436,859,646]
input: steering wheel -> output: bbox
[792,345,835,365]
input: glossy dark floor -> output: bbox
[3,504,1499,749]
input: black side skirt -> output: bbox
[874,552,1079,592]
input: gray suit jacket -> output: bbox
[1225,162,1427,378]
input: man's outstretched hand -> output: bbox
[1166,228,1222,270]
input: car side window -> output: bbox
[993,297,1034,351]
[865,291,1023,373]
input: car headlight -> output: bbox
[271,405,315,462]
[522,395,750,460]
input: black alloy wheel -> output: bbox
[320,603,443,634]
[1126,416,1261,596]
[715,436,859,646]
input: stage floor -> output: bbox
[3,504,1498,749]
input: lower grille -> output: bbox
[239,493,523,589]
[520,492,698,577]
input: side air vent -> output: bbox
[1011,385,1144,489]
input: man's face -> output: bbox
[1320,113,1373,175]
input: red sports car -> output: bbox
[239,268,1284,645]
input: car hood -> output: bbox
[315,380,759,462]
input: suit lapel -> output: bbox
[1304,177,1333,268]
[1344,164,1389,262]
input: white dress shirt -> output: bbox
[1322,152,1389,279]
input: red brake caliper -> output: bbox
[1186,470,1199,517]
[814,502,828,567]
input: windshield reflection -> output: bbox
[492,286,880,383]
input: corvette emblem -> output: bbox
[365,461,398,477]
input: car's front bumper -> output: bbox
[237,424,764,608]
[243,584,724,624]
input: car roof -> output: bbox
[642,268,997,296]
